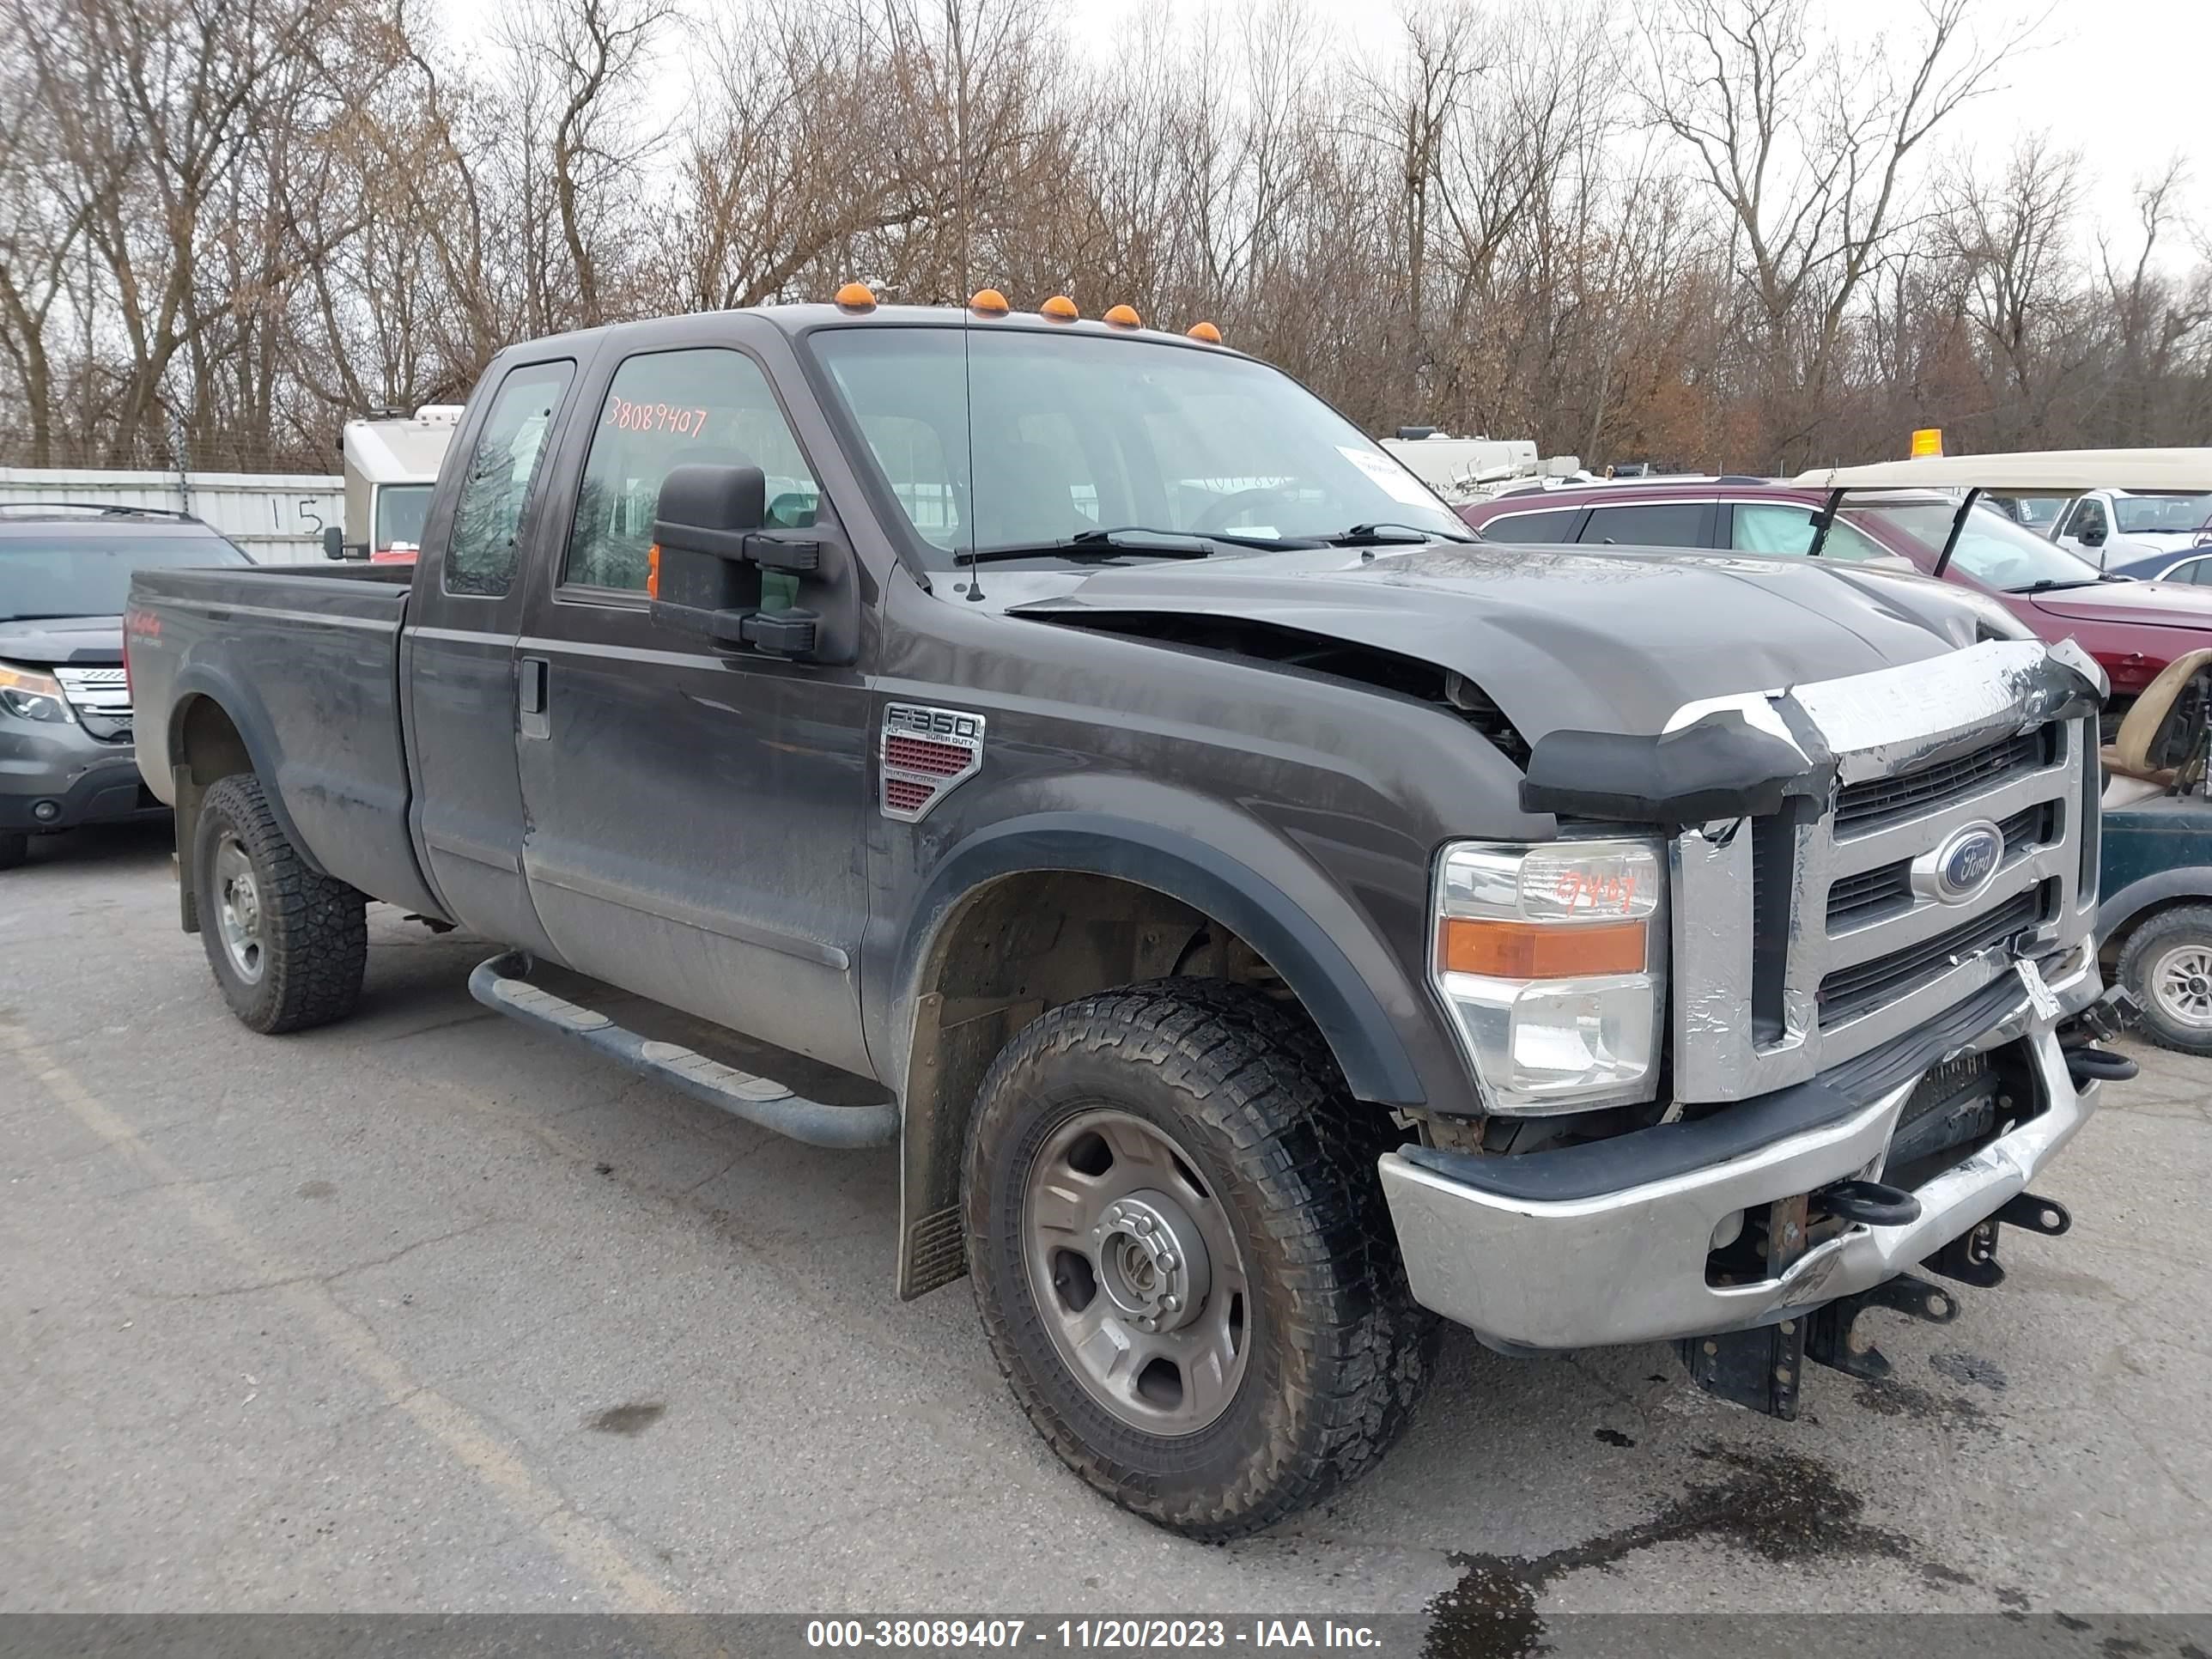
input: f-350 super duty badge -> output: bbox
[880,704,985,822]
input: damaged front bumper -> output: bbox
[1376,951,2107,1354]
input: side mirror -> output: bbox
[323,525,346,561]
[647,463,854,662]
[2079,524,2106,550]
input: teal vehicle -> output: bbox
[2099,649,2212,1052]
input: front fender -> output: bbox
[888,806,1431,1107]
[877,797,1457,1300]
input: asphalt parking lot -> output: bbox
[4,823,2209,1632]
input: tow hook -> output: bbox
[2063,1046,2137,1085]
[1806,1272,1959,1382]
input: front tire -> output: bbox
[192,774,367,1033]
[0,830,26,870]
[2119,902,2212,1055]
[963,979,1436,1539]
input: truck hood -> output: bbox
[2024,578,2212,633]
[1013,542,2002,741]
[0,614,124,667]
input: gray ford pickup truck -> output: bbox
[126,297,2130,1538]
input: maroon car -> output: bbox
[1459,479,2212,710]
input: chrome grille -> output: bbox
[1668,640,2097,1103]
[1819,884,2047,1026]
[1833,728,2049,835]
[52,665,132,742]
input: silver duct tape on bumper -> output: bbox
[1377,963,2101,1352]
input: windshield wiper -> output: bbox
[1323,521,1476,546]
[0,611,106,623]
[953,526,1306,568]
[2005,578,2106,594]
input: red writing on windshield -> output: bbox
[605,397,712,438]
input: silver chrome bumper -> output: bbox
[1378,959,2103,1352]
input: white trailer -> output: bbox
[336,406,463,563]
[0,467,342,563]
[1379,432,1584,505]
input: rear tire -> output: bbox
[0,830,26,870]
[963,978,1437,1539]
[192,774,367,1033]
[2118,902,2212,1055]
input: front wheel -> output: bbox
[963,979,1436,1539]
[2119,902,2212,1055]
[192,774,367,1033]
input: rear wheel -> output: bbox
[0,830,26,870]
[2119,902,2212,1055]
[192,774,367,1033]
[963,978,1436,1539]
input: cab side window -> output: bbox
[565,347,819,595]
[2066,498,2108,543]
[445,361,574,598]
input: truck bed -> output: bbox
[128,562,440,917]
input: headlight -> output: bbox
[1431,837,1667,1114]
[0,662,73,724]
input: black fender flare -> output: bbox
[890,811,1428,1105]
[882,807,1438,1299]
[165,665,325,878]
[2099,868,2212,945]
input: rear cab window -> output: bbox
[444,361,575,598]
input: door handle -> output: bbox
[519,656,550,739]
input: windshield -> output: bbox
[0,532,247,621]
[376,483,433,550]
[1856,501,2102,592]
[808,326,1465,564]
[2114,492,2212,535]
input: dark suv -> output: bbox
[1,505,249,868]
[1461,479,2212,717]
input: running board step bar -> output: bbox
[467,951,898,1150]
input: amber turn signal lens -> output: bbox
[1187,321,1223,343]
[646,544,661,599]
[969,288,1009,315]
[834,282,877,312]
[1103,303,1141,328]
[1440,917,1646,979]
[1040,295,1079,320]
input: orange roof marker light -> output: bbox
[1103,303,1142,329]
[1187,321,1224,344]
[969,289,1010,316]
[1040,295,1079,321]
[1910,427,1944,459]
[834,282,877,313]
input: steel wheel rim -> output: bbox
[2150,943,2212,1029]
[214,835,266,985]
[1020,1108,1251,1437]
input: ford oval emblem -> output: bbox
[1925,821,2004,905]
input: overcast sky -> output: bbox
[456,0,2209,250]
